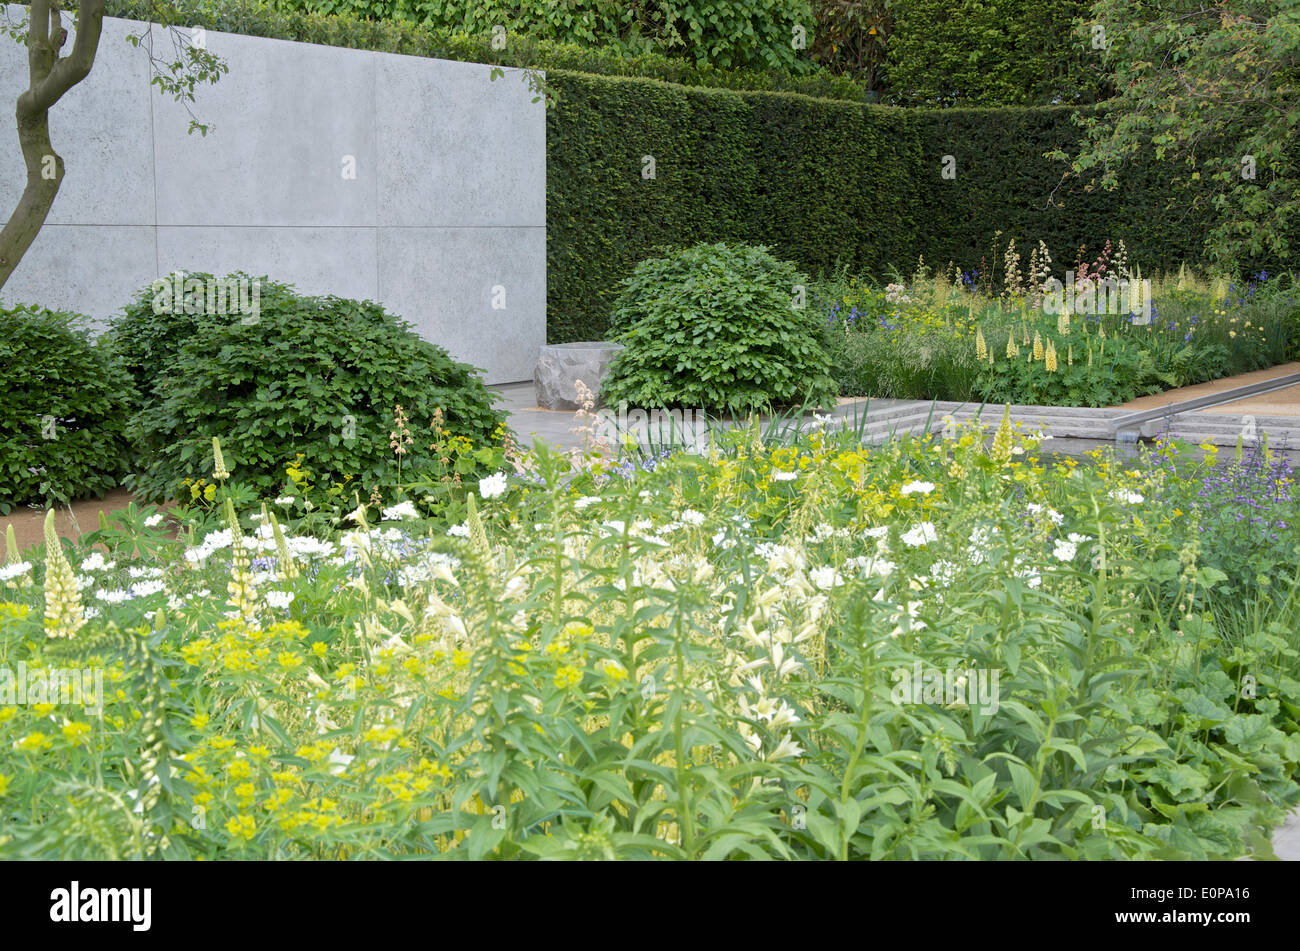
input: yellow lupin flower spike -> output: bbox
[213,436,230,481]
[1032,331,1044,362]
[1045,340,1058,372]
[1067,344,1074,366]
[975,326,988,362]
[5,524,18,565]
[990,405,1014,464]
[224,499,258,627]
[269,510,298,581]
[42,510,84,639]
[1006,333,1019,359]
[1057,310,1070,335]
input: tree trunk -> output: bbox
[0,0,105,293]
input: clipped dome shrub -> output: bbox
[601,243,836,413]
[0,304,135,513]
[113,275,504,501]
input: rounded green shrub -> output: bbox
[0,304,135,514]
[114,275,505,501]
[601,243,837,413]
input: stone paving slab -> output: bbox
[1114,362,1300,414]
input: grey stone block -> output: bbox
[535,342,625,410]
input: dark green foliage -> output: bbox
[104,0,861,99]
[0,305,135,514]
[266,0,818,73]
[113,276,504,502]
[886,0,1110,106]
[601,243,836,413]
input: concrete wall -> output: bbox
[0,9,545,383]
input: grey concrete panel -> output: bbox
[378,226,544,384]
[0,224,156,329]
[157,226,379,303]
[152,29,377,228]
[376,57,545,228]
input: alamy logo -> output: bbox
[151,271,261,323]
[0,662,102,713]
[890,661,1000,715]
[1041,272,1152,324]
[593,402,711,451]
[49,882,151,931]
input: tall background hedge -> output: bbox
[546,74,1232,342]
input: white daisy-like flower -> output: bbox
[0,561,32,582]
[900,480,936,496]
[574,496,602,510]
[901,522,938,547]
[129,580,167,599]
[771,470,797,482]
[382,501,420,522]
[680,509,706,526]
[446,523,470,538]
[144,513,165,528]
[265,590,295,610]
[275,496,296,507]
[809,566,845,590]
[1110,489,1144,505]
[479,472,508,500]
[1052,539,1078,562]
[79,552,111,572]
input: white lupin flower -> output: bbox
[680,509,706,526]
[771,470,797,482]
[900,480,936,496]
[129,580,167,599]
[327,749,354,776]
[144,513,165,528]
[574,496,602,509]
[447,523,470,538]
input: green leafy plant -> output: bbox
[115,275,505,502]
[602,243,837,413]
[0,304,135,513]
